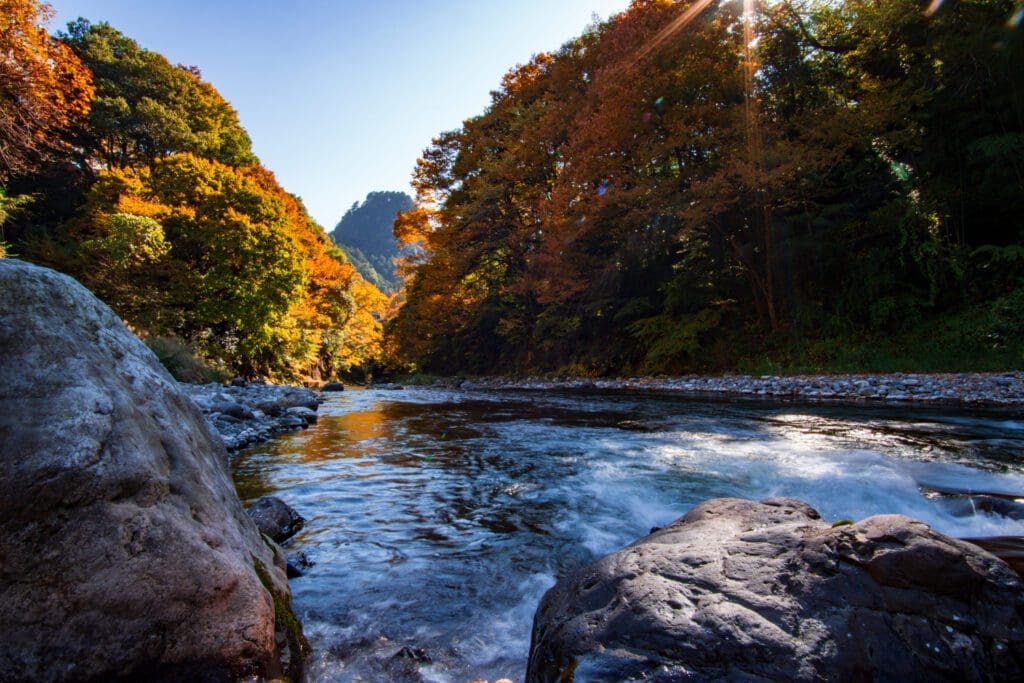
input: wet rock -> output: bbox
[247,496,305,544]
[256,400,285,417]
[392,646,432,664]
[527,497,1024,682]
[279,415,306,429]
[180,382,321,451]
[963,537,1024,577]
[938,495,1024,521]
[0,259,305,681]
[286,551,315,578]
[286,406,318,424]
[210,401,254,420]
[231,377,247,387]
[322,381,345,392]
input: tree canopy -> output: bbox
[389,0,1024,375]
[60,20,256,169]
[2,12,387,381]
[0,0,94,180]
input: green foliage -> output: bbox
[3,19,387,382]
[145,335,231,384]
[84,212,169,265]
[0,189,35,257]
[629,307,726,374]
[60,20,256,168]
[342,244,390,293]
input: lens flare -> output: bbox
[630,0,717,67]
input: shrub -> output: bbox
[145,336,231,384]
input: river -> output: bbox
[231,387,1024,682]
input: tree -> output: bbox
[389,0,1024,375]
[0,0,93,180]
[60,20,255,170]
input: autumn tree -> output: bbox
[390,0,1024,375]
[0,0,93,180]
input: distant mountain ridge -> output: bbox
[329,191,413,293]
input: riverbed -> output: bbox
[231,387,1024,682]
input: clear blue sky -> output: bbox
[46,0,631,229]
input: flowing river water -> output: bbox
[231,387,1024,682]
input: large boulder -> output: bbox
[0,260,306,681]
[527,497,1024,682]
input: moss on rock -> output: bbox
[252,554,309,681]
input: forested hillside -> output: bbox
[1,3,386,381]
[329,191,414,292]
[389,0,1024,376]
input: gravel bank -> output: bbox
[180,382,322,451]
[456,372,1024,407]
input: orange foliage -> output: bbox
[0,0,94,179]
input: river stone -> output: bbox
[0,259,305,681]
[247,496,306,543]
[286,406,318,424]
[527,497,1024,682]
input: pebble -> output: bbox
[453,372,1024,407]
[180,382,323,451]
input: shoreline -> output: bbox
[180,382,323,451]
[441,371,1024,408]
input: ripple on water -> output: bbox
[231,387,1024,682]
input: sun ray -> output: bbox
[631,0,718,67]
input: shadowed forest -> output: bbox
[389,0,1024,376]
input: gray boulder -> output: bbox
[0,260,306,681]
[527,497,1024,682]
[247,496,306,543]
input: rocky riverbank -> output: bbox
[180,382,323,451]
[453,371,1024,406]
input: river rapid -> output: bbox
[231,387,1024,682]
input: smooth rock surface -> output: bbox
[0,260,304,681]
[527,497,1024,682]
[247,496,306,544]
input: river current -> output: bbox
[231,387,1024,682]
